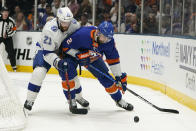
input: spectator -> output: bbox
[163,3,171,16]
[0,7,17,71]
[15,11,28,31]
[12,5,21,20]
[76,0,92,20]
[40,4,54,29]
[97,0,112,23]
[79,13,91,26]
[125,23,139,33]
[161,16,171,34]
[103,12,112,23]
[110,1,118,24]
[52,0,64,16]
[124,0,137,13]
[121,13,132,33]
[151,4,160,21]
[26,7,40,30]
[68,0,79,17]
[38,0,48,19]
[121,13,139,33]
[135,0,152,19]
[143,12,158,34]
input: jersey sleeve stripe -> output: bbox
[106,58,120,65]
[42,50,55,55]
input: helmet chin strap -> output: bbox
[94,30,98,42]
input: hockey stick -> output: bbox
[65,69,88,114]
[88,65,179,114]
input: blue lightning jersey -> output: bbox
[61,26,120,65]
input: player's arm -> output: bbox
[103,40,127,92]
[41,30,67,72]
[61,36,100,66]
[67,18,81,35]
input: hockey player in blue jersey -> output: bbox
[24,7,89,113]
[60,21,133,111]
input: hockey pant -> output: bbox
[27,51,83,102]
[59,57,122,101]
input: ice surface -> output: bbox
[8,72,196,131]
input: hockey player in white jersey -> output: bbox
[24,7,89,112]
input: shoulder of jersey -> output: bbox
[43,18,59,33]
[71,19,78,25]
[8,16,15,22]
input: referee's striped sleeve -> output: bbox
[7,17,16,37]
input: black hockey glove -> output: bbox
[115,73,127,93]
[57,59,68,72]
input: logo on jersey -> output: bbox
[59,9,62,14]
[67,38,72,44]
[67,13,71,17]
[51,26,58,32]
[72,19,77,24]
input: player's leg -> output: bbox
[24,67,47,111]
[24,50,51,111]
[74,76,89,107]
[59,58,78,109]
[87,58,133,111]
[59,57,89,109]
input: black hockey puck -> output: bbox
[134,116,139,123]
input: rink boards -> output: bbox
[1,31,196,112]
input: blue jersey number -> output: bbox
[44,36,52,45]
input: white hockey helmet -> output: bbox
[57,7,73,22]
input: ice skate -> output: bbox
[116,99,134,111]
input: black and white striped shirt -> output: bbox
[0,14,16,38]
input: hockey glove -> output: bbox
[56,59,68,72]
[75,51,91,66]
[115,73,127,93]
[76,50,101,66]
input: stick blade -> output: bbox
[70,108,88,114]
[158,108,179,114]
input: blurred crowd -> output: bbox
[1,0,196,36]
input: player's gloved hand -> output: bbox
[76,50,102,66]
[57,59,68,72]
[115,73,127,93]
[75,51,91,66]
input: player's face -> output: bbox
[59,20,71,32]
[97,32,111,43]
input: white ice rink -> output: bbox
[9,72,196,131]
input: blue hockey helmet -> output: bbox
[98,21,114,39]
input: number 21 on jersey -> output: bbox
[43,36,52,45]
